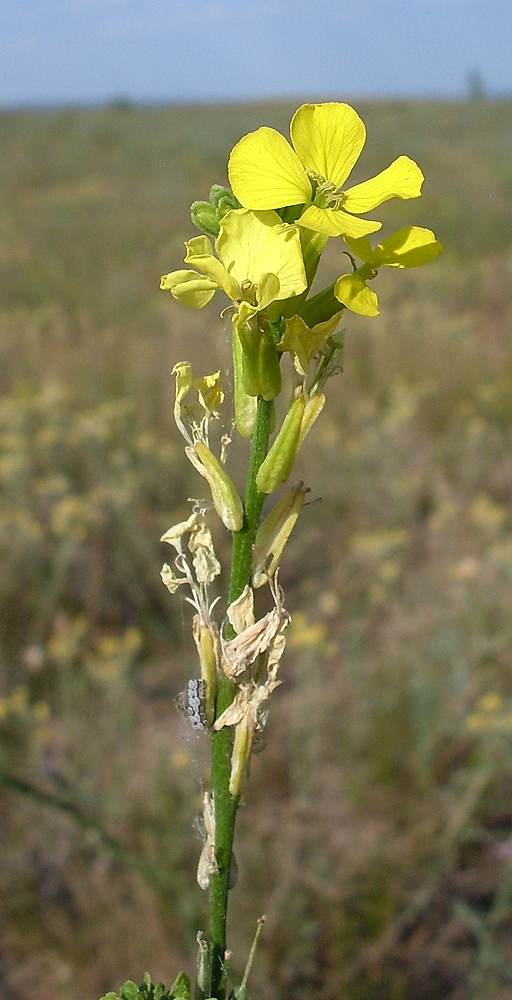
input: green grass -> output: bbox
[1,99,512,1000]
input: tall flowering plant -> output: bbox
[103,103,440,1000]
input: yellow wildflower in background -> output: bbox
[228,102,424,239]
[289,612,327,650]
[466,692,512,733]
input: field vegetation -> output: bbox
[1,98,512,1000]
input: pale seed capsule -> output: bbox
[252,481,309,587]
[229,717,253,798]
[187,442,244,532]
[298,393,325,447]
[192,616,218,727]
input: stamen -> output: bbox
[240,279,258,305]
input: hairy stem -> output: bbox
[208,395,274,999]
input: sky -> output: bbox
[2,0,511,106]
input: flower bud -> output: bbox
[187,441,244,532]
[256,394,305,494]
[209,184,240,218]
[190,200,220,238]
[252,482,309,587]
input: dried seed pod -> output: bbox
[252,481,309,587]
[196,792,218,890]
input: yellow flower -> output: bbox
[228,103,424,240]
[278,312,343,375]
[160,208,307,326]
[334,226,442,316]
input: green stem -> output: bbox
[228,396,275,606]
[208,395,274,999]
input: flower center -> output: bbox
[240,279,258,306]
[307,170,346,211]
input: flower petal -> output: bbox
[184,235,239,300]
[160,512,199,545]
[298,205,382,239]
[343,235,377,265]
[235,300,259,328]
[334,273,379,316]
[161,563,188,594]
[217,209,276,285]
[227,584,255,635]
[257,272,281,311]
[279,313,343,375]
[376,226,442,268]
[160,269,218,308]
[291,102,366,189]
[342,156,424,214]
[193,370,224,413]
[228,127,311,209]
[217,209,307,301]
[256,227,307,301]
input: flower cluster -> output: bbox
[160,97,441,799]
[162,102,441,468]
[162,101,441,339]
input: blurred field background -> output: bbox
[1,99,512,1000]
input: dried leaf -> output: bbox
[188,523,221,584]
[226,585,255,635]
[160,513,200,548]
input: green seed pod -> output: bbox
[255,326,283,401]
[256,394,305,494]
[189,441,244,532]
[234,319,259,397]
[252,481,309,587]
[233,327,257,438]
[190,200,220,238]
[195,932,211,1000]
[236,321,282,401]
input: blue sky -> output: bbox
[2,0,511,106]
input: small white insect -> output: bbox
[176,678,208,731]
